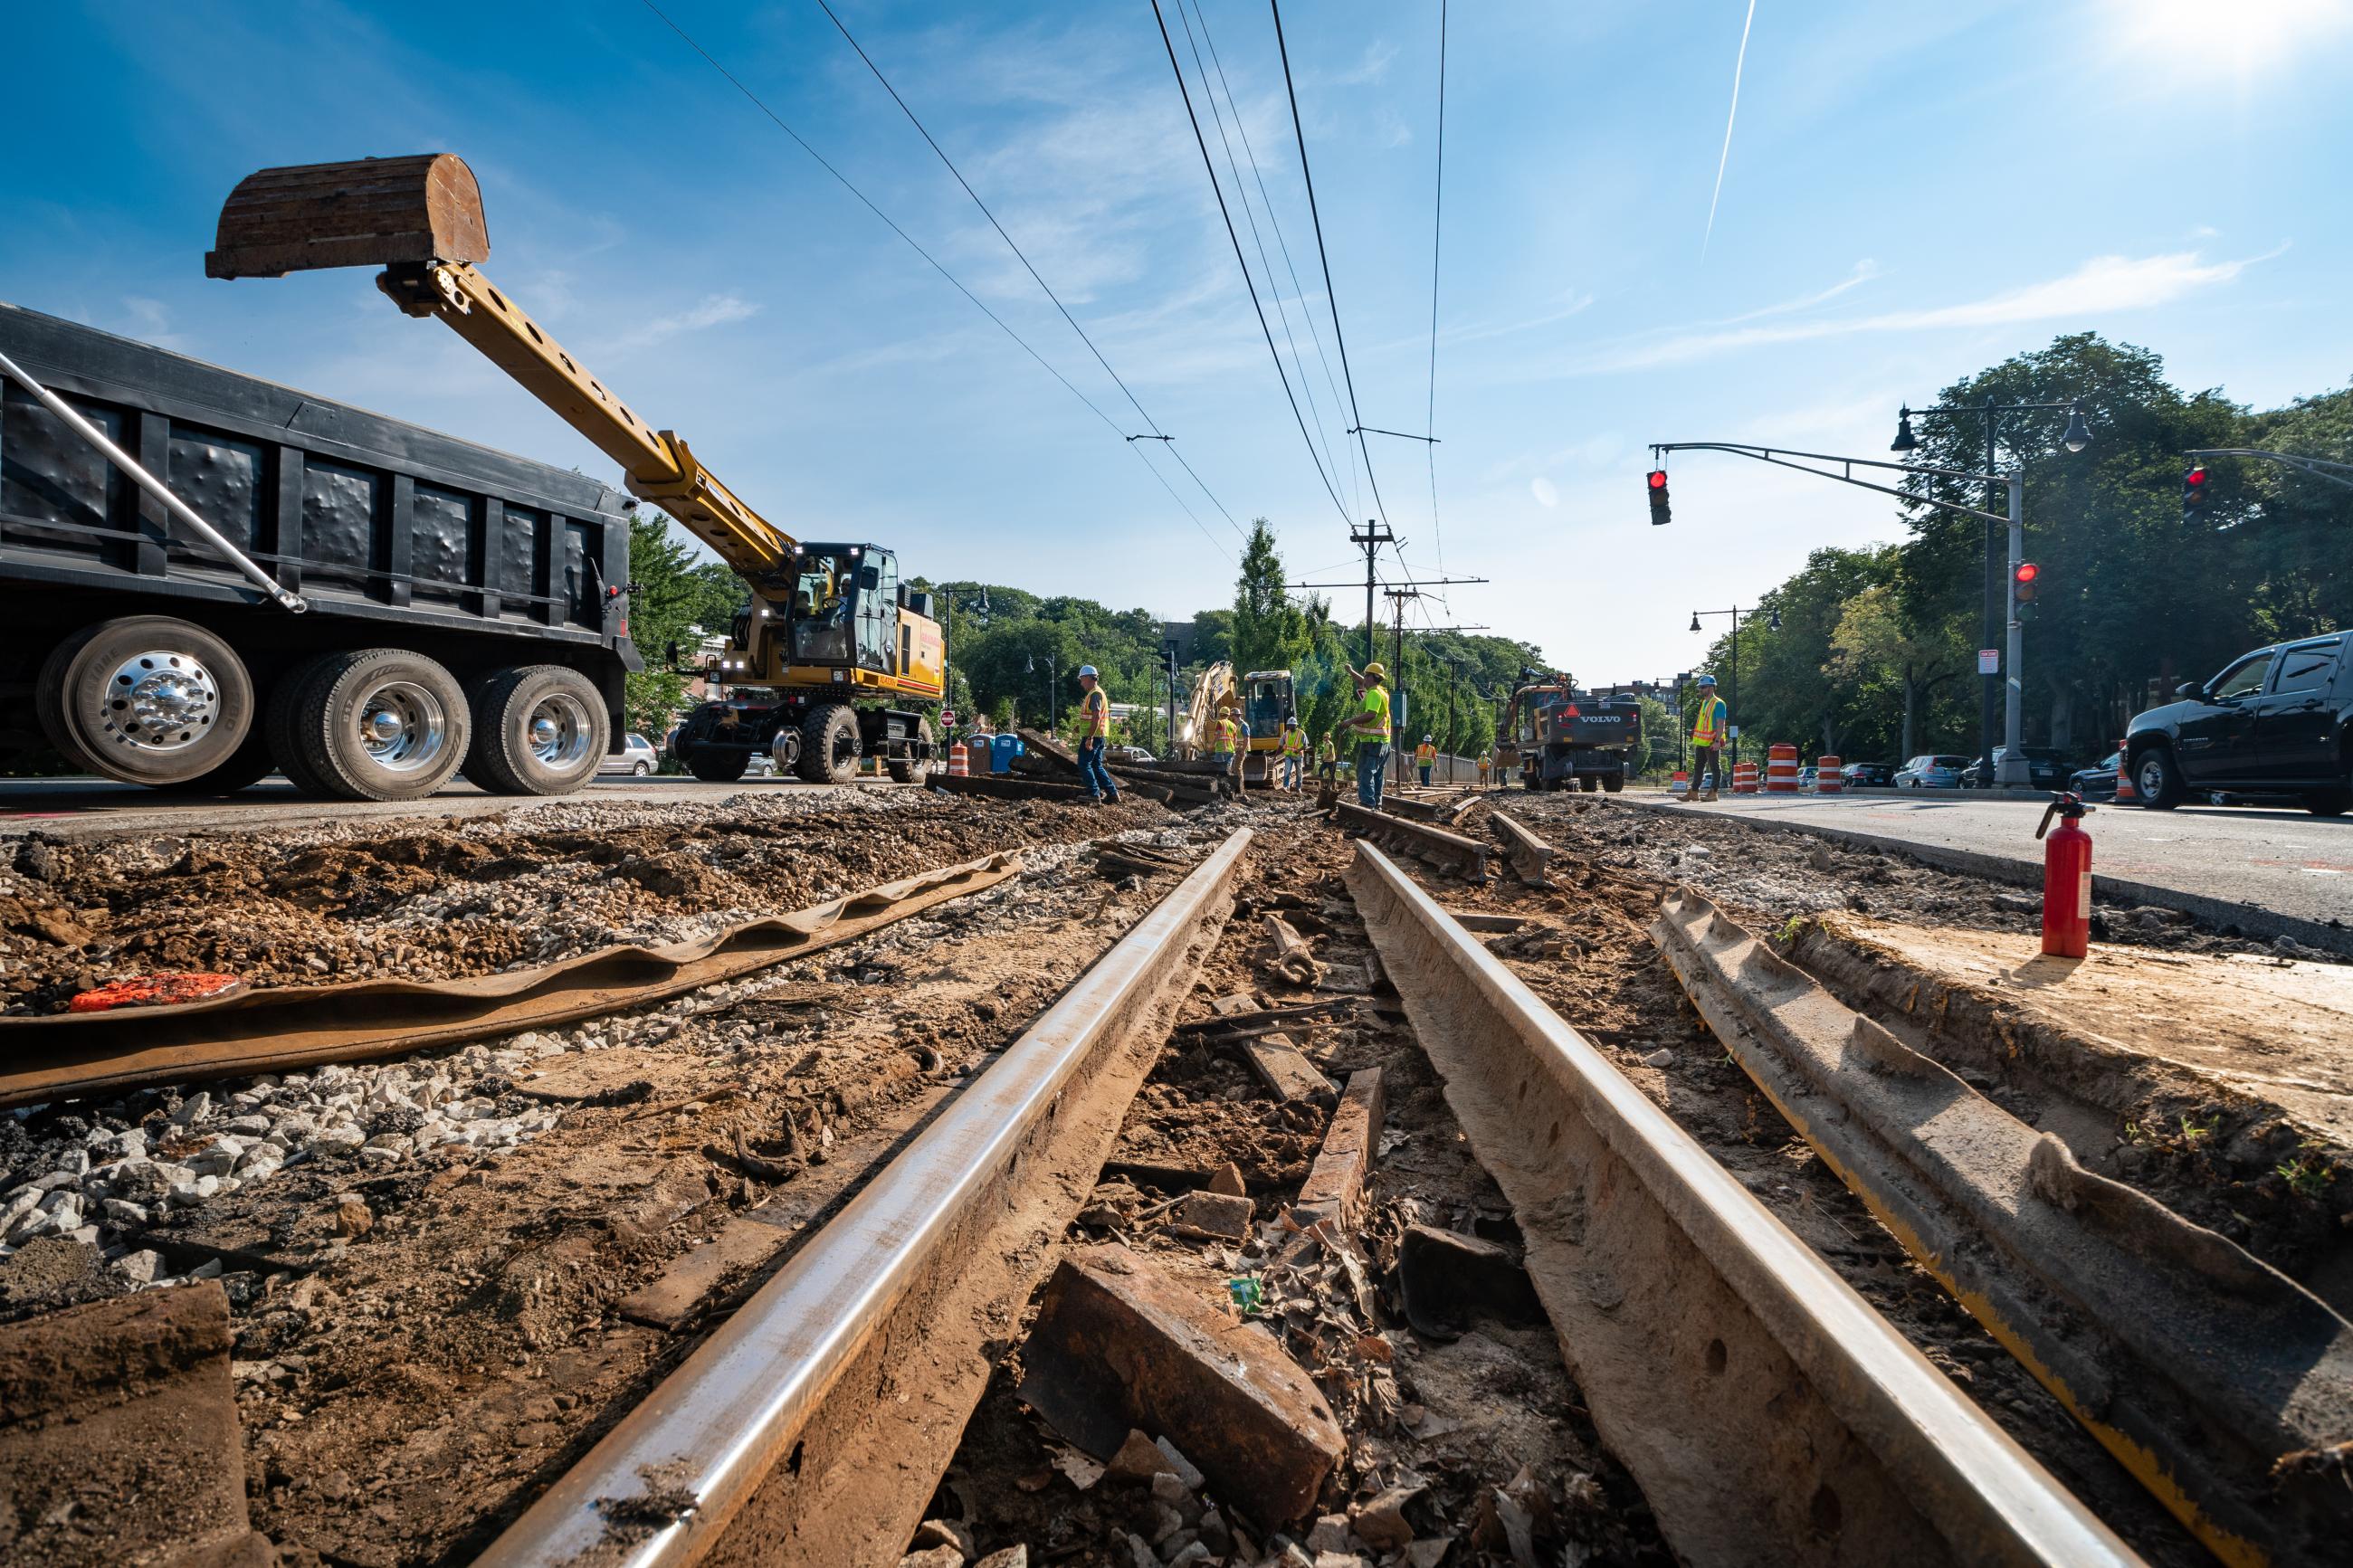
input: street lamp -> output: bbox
[1690,606,1752,767]
[1888,396,2091,784]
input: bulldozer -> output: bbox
[205,154,944,784]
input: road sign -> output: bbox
[941,708,957,725]
[1977,649,2000,674]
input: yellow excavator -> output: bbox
[205,154,944,784]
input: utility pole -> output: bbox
[1350,519,1395,666]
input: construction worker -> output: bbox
[1415,734,1437,787]
[1344,662,1392,808]
[1688,672,1727,803]
[1279,717,1307,789]
[1212,705,1242,778]
[1317,731,1338,784]
[1075,665,1120,806]
[1476,749,1491,790]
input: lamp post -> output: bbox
[1891,397,2090,786]
[1689,605,1777,768]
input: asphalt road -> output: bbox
[1634,789,2351,936]
[0,773,905,841]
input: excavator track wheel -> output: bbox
[797,703,861,785]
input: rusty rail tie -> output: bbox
[1346,841,2139,1568]
[1487,810,1557,885]
[1652,886,2353,1568]
[1332,801,1489,882]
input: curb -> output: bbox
[1616,797,2353,961]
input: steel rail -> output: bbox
[0,853,1022,1110]
[1487,810,1556,885]
[1653,888,2353,1568]
[1344,840,2140,1568]
[474,827,1253,1567]
[1331,801,1488,881]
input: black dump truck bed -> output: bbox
[2,303,643,799]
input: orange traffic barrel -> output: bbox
[1816,755,1843,794]
[1670,769,1691,796]
[948,741,970,777]
[2111,740,2136,803]
[1766,744,1800,794]
[1732,761,1760,794]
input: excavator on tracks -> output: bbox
[206,153,944,784]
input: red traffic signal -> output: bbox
[2015,560,2041,621]
[1647,469,1668,489]
[2182,464,2210,518]
[1646,469,1672,525]
[2014,562,2039,584]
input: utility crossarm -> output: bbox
[2186,448,2353,493]
[376,261,796,579]
[1649,441,2012,524]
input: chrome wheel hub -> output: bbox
[357,680,449,774]
[97,650,220,755]
[526,693,595,768]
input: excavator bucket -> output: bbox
[204,153,489,279]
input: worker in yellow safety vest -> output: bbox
[1075,665,1121,806]
[1476,750,1491,789]
[1415,735,1437,787]
[1316,732,1338,784]
[1212,707,1242,779]
[1688,672,1727,802]
[1279,717,1308,789]
[1344,662,1393,807]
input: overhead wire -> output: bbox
[1269,0,1395,534]
[811,0,1247,541]
[634,0,1232,560]
[1148,0,1355,527]
[1425,0,1447,576]
[1186,0,1364,523]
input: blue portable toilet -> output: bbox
[989,733,1024,774]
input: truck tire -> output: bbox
[2131,746,2185,811]
[1602,773,1624,794]
[161,729,279,795]
[464,665,608,796]
[889,717,938,784]
[36,616,256,788]
[688,749,749,784]
[1580,774,1600,793]
[798,703,861,784]
[275,649,471,802]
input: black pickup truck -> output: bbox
[1,304,639,800]
[2123,631,2351,815]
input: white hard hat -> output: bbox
[1423,734,1434,742]
[1077,664,1099,679]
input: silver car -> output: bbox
[598,732,660,776]
[1892,754,1967,789]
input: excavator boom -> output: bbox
[206,155,795,580]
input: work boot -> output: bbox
[1700,789,1718,803]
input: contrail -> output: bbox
[1702,0,1758,259]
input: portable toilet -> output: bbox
[989,732,1024,774]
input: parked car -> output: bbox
[1893,755,1968,789]
[1841,760,1897,787]
[1797,765,1819,791]
[2123,632,2352,815]
[1108,746,1158,765]
[1958,746,2072,789]
[2070,751,2120,801]
[597,733,660,776]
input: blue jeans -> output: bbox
[1356,741,1388,806]
[1281,755,1300,788]
[1078,736,1118,801]
[1418,765,1432,786]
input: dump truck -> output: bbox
[1496,679,1642,792]
[205,154,945,786]
[0,301,638,800]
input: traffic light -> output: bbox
[2181,463,2209,521]
[1647,468,1672,526]
[2014,560,2040,622]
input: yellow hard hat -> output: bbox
[1362,661,1386,679]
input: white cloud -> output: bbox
[1558,248,2281,375]
[600,294,760,356]
[1530,476,1559,508]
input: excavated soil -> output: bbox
[932,806,1672,1568]
[0,789,1167,1014]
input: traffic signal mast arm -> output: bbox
[2184,448,2353,494]
[1647,441,2013,523]
[376,261,799,580]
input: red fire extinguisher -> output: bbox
[2035,792,2095,958]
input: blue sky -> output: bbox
[6,1,2348,678]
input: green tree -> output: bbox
[622,512,743,738]
[1826,579,1968,758]
[1230,519,1311,678]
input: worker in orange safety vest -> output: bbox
[1415,735,1437,786]
[1688,673,1727,802]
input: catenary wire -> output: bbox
[1270,0,1395,534]
[1149,0,1355,525]
[636,0,1230,559]
[1186,0,1362,522]
[812,0,1247,539]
